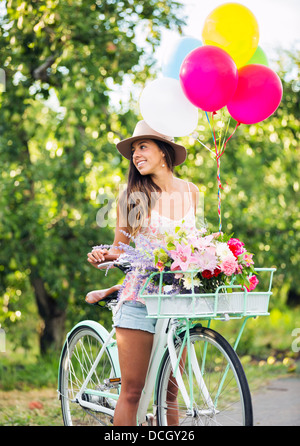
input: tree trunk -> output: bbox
[30,275,66,355]
[287,288,300,307]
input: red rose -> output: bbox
[213,267,221,277]
[202,270,213,279]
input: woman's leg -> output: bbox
[113,327,154,426]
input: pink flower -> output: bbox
[220,255,238,276]
[192,250,218,273]
[245,275,259,291]
[189,234,215,251]
[156,260,165,272]
[170,243,193,272]
[228,238,245,259]
[243,253,254,266]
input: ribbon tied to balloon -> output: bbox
[139,2,283,232]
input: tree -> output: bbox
[0,0,185,353]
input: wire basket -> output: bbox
[140,268,276,320]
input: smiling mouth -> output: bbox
[136,160,146,168]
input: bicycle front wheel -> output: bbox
[156,326,253,426]
[59,325,118,426]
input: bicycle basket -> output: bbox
[140,268,276,320]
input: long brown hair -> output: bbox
[119,139,176,237]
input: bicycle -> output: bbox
[57,254,275,426]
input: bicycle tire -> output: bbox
[58,325,119,426]
[156,325,253,426]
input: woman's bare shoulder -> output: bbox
[174,177,199,191]
[188,181,199,193]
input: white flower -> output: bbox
[183,274,202,290]
[216,242,234,261]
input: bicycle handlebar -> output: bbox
[96,254,119,270]
[96,254,131,273]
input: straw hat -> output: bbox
[116,120,187,166]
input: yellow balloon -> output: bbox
[202,2,259,68]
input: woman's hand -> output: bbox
[87,248,109,264]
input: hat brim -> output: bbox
[116,135,187,166]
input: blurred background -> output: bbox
[0,0,299,425]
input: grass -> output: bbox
[0,388,63,426]
[0,353,59,391]
[0,353,62,425]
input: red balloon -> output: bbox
[227,64,283,124]
[179,45,238,112]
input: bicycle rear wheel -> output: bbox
[59,325,118,426]
[156,326,253,426]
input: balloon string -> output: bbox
[196,138,216,156]
[211,113,241,233]
[205,111,215,143]
[211,112,222,232]
[219,120,241,158]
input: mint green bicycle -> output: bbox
[57,256,275,426]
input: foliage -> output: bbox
[0,0,299,359]
[0,0,185,353]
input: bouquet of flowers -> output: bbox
[117,226,259,296]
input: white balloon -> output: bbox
[139,77,198,137]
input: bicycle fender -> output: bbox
[152,342,171,407]
[66,319,111,340]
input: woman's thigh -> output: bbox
[116,327,154,390]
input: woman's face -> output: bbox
[131,139,165,175]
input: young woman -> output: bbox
[86,120,199,426]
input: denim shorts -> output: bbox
[113,301,157,334]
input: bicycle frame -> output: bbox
[59,261,275,425]
[63,313,252,425]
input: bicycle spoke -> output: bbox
[156,326,252,426]
[59,327,118,426]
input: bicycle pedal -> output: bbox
[104,377,121,388]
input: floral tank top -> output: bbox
[117,181,197,308]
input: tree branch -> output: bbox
[32,54,58,81]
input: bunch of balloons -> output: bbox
[139,2,283,135]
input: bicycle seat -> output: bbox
[85,284,121,306]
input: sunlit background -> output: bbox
[0,0,299,426]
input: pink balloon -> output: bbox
[179,45,238,112]
[227,64,283,124]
